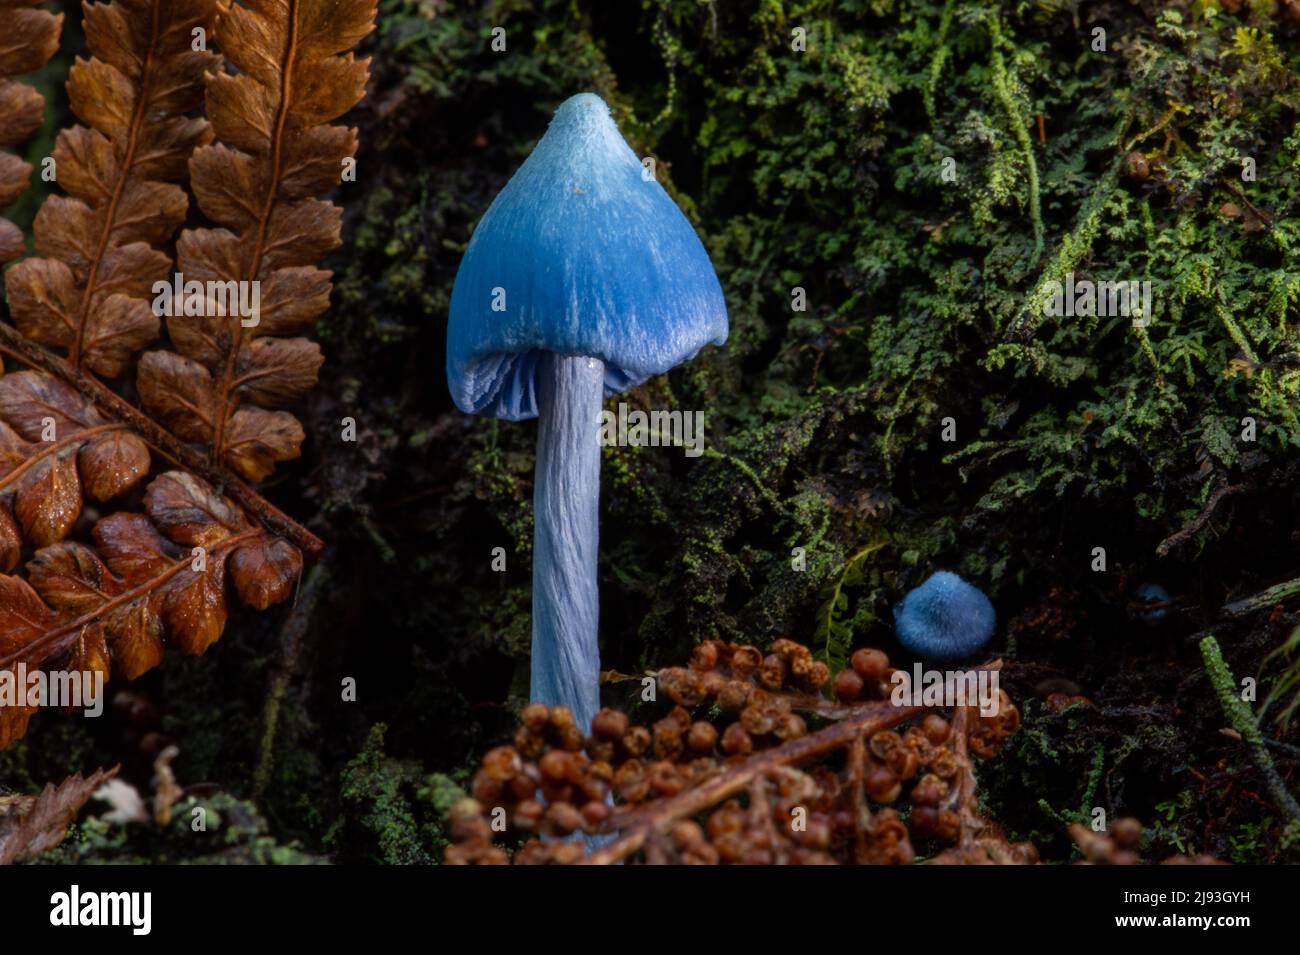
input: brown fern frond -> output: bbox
[4,0,221,376]
[0,0,367,752]
[444,639,1031,866]
[0,469,301,749]
[0,370,149,570]
[138,0,376,482]
[0,0,326,556]
[0,326,326,554]
[0,0,63,264]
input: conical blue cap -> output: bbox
[893,571,997,661]
[446,93,728,420]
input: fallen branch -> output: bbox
[1222,577,1300,618]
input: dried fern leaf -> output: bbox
[139,0,376,481]
[0,469,301,749]
[0,369,150,569]
[0,0,63,264]
[4,0,221,375]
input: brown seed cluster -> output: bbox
[1070,818,1224,865]
[446,638,1025,865]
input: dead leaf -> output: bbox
[0,371,151,557]
[0,472,300,747]
[5,0,218,371]
[0,1,62,263]
[0,766,117,865]
[142,0,376,478]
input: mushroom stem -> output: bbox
[532,352,604,732]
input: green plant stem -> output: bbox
[987,15,1043,262]
[1223,578,1300,617]
[924,0,957,124]
[1200,636,1300,832]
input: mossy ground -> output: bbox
[4,0,1300,864]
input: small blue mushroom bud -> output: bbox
[893,571,997,661]
[1131,582,1171,624]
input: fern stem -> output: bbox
[924,0,957,125]
[987,15,1043,262]
[1200,636,1300,832]
[0,323,326,556]
[0,529,263,672]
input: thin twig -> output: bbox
[748,774,787,865]
[1221,179,1273,230]
[253,561,328,800]
[848,731,871,864]
[1156,483,1246,557]
[948,705,984,851]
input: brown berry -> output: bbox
[1112,817,1143,849]
[690,641,720,671]
[851,647,889,680]
[538,750,571,783]
[921,713,951,744]
[730,645,762,676]
[833,668,864,702]
[521,703,550,731]
[759,654,787,690]
[805,660,831,690]
[591,708,629,742]
[621,726,652,757]
[687,721,719,753]
[481,746,522,781]
[721,722,754,756]
[717,680,751,712]
[581,800,610,829]
[865,767,901,803]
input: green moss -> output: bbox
[35,794,324,865]
[325,724,439,865]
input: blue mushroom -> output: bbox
[1131,582,1171,624]
[447,93,728,732]
[893,571,997,661]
